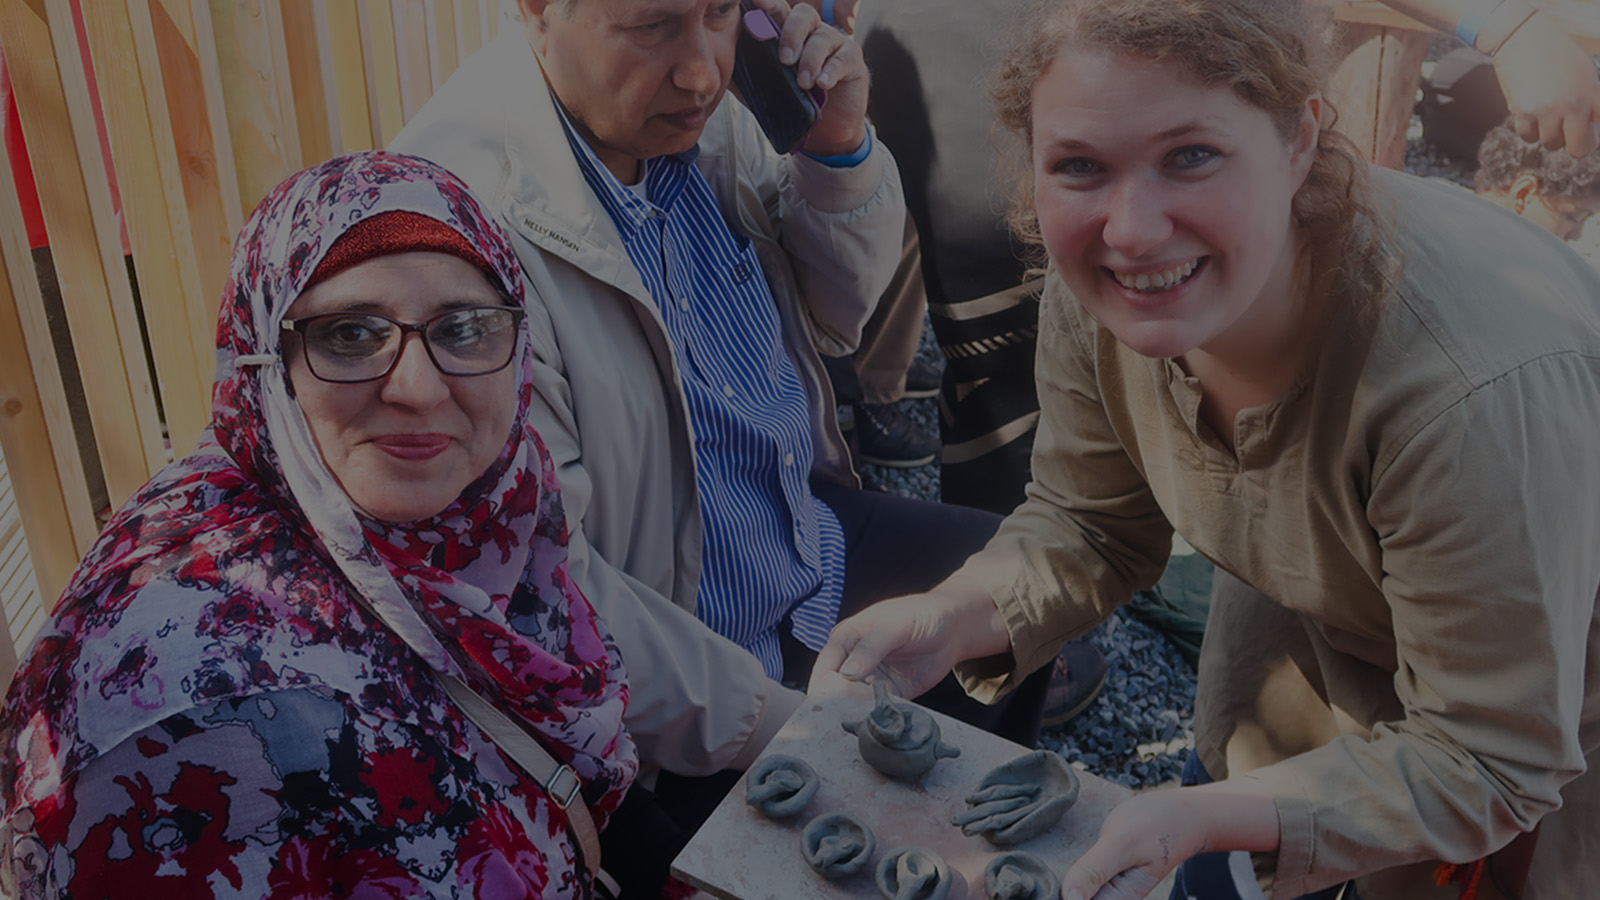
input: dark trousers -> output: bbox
[603,483,1050,898]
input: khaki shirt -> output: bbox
[958,168,1600,898]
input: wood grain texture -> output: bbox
[1326,23,1431,169]
[81,0,214,458]
[1,0,162,505]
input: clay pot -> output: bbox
[842,681,961,781]
[745,754,820,819]
[982,851,1059,900]
[875,846,952,900]
[801,812,876,879]
[952,750,1081,845]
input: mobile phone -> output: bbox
[731,1,826,154]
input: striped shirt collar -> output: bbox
[555,101,701,240]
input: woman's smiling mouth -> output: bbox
[1108,257,1206,293]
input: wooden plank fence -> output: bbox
[0,0,1594,691]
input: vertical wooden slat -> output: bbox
[186,0,245,231]
[0,245,76,610]
[324,0,373,151]
[393,0,431,123]
[359,0,405,147]
[279,0,334,165]
[428,0,457,86]
[203,0,293,214]
[0,138,96,571]
[454,0,483,62]
[80,0,214,459]
[143,0,235,329]
[1325,21,1433,169]
[1,0,163,506]
[262,0,304,173]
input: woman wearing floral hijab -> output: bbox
[0,151,636,897]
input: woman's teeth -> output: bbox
[1113,258,1201,292]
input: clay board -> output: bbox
[671,674,1134,899]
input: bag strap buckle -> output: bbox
[546,763,583,809]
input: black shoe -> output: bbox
[1041,641,1108,727]
[854,403,939,468]
[901,357,943,399]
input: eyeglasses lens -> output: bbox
[300,307,519,382]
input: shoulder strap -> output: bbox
[440,675,616,894]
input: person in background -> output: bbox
[818,0,1600,897]
[0,151,636,897]
[391,2,1048,893]
[1476,117,1600,241]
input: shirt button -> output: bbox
[784,452,795,466]
[723,385,735,399]
[678,298,689,311]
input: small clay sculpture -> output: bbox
[874,847,953,900]
[952,750,1081,845]
[842,680,960,780]
[800,812,876,879]
[745,754,820,819]
[982,851,1059,900]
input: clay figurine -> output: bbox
[982,851,1059,900]
[874,847,953,900]
[745,754,820,819]
[801,812,876,879]
[842,680,960,780]
[951,750,1081,845]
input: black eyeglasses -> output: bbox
[281,306,524,383]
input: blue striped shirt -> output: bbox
[564,123,845,681]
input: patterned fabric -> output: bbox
[0,152,636,898]
[562,119,846,679]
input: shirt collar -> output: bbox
[555,100,700,239]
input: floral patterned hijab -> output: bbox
[3,152,634,827]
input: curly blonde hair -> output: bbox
[991,0,1391,309]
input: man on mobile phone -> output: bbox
[392,1,1046,892]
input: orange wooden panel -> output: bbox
[0,0,163,505]
[280,0,335,164]
[148,0,235,327]
[1327,23,1431,169]
[81,0,214,458]
[325,0,375,152]
[0,129,98,562]
[0,236,79,608]
[454,0,484,62]
[394,0,432,122]
[359,0,405,147]
[431,0,459,86]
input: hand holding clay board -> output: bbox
[672,673,1134,899]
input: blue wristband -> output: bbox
[1455,0,1508,48]
[821,0,836,26]
[802,129,872,168]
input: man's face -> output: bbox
[529,0,742,182]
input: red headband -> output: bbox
[306,210,494,288]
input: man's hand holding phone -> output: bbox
[745,0,870,157]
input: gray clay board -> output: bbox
[671,675,1134,899]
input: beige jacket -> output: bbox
[391,31,905,778]
[957,168,1600,898]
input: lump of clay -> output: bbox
[951,749,1081,845]
[875,847,952,900]
[745,754,820,819]
[982,851,1059,900]
[842,680,960,781]
[801,812,876,879]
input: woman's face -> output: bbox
[284,252,518,522]
[1031,48,1318,360]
